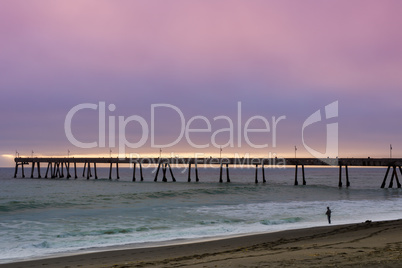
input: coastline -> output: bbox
[2,219,401,268]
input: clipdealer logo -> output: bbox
[64,101,338,163]
[302,101,339,165]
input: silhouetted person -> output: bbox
[326,207,332,224]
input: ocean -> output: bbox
[0,166,401,264]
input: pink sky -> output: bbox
[1,1,402,166]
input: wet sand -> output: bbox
[2,219,401,268]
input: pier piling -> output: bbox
[255,164,258,183]
[219,164,223,183]
[87,162,91,180]
[109,162,112,180]
[82,161,87,178]
[381,166,391,188]
[30,162,35,178]
[37,162,41,178]
[162,163,167,182]
[21,163,25,178]
[226,164,230,183]
[389,166,396,188]
[132,163,136,182]
[45,162,50,178]
[168,163,176,182]
[188,163,191,182]
[195,161,199,182]
[94,163,98,179]
[116,162,119,179]
[140,163,144,181]
[262,163,266,183]
[13,163,18,178]
[154,162,161,182]
[74,162,77,179]
[397,166,402,188]
[345,165,350,187]
[66,162,70,179]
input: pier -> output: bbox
[13,157,402,188]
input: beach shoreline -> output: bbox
[2,219,401,268]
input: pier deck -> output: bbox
[13,157,402,188]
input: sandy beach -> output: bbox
[2,219,401,268]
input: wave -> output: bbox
[33,241,51,248]
[260,217,303,225]
[56,228,134,238]
[0,200,77,212]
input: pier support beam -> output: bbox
[140,163,144,181]
[153,161,175,182]
[226,164,230,183]
[168,163,176,182]
[82,161,87,177]
[154,162,161,182]
[21,163,25,178]
[294,164,306,186]
[30,162,41,178]
[30,162,35,178]
[381,166,391,188]
[53,162,59,178]
[116,162,119,179]
[187,163,191,182]
[45,162,51,178]
[60,162,64,178]
[388,166,396,188]
[132,163,136,182]
[74,162,77,179]
[195,162,199,182]
[163,163,168,182]
[109,162,113,180]
[262,163,266,183]
[14,163,18,178]
[397,166,402,188]
[219,164,223,183]
[94,163,97,179]
[338,165,350,187]
[87,162,91,180]
[132,162,144,181]
[219,162,230,183]
[66,162,71,179]
[255,164,258,183]
[37,162,41,178]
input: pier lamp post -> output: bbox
[220,147,222,159]
[294,146,297,158]
[31,150,34,158]
[68,150,70,158]
[159,148,162,158]
[109,149,112,158]
[390,144,392,158]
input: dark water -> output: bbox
[0,167,401,263]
